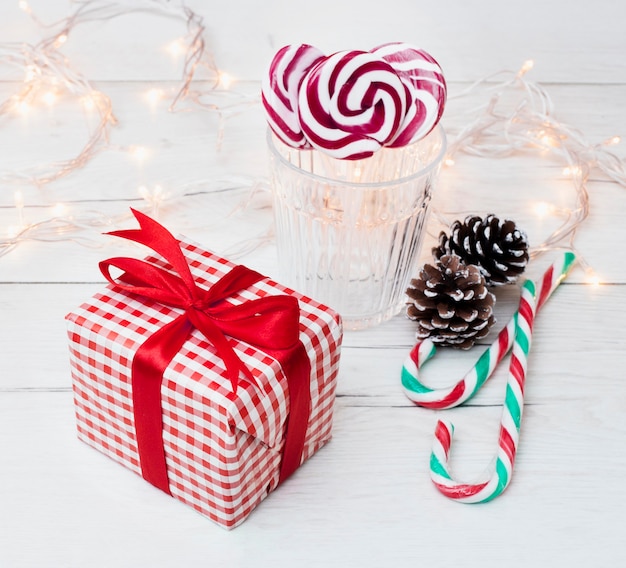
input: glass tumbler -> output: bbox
[268,125,446,330]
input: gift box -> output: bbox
[65,210,343,529]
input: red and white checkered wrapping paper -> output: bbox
[66,239,343,529]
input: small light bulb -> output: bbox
[444,157,455,167]
[585,272,601,287]
[6,225,20,238]
[55,33,68,46]
[144,88,164,108]
[533,201,555,218]
[81,95,95,111]
[52,203,67,217]
[24,65,38,82]
[166,38,186,58]
[217,71,234,89]
[605,135,621,145]
[129,145,149,163]
[519,59,534,76]
[563,165,581,176]
[16,100,30,115]
[42,91,57,106]
[18,0,29,12]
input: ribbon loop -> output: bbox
[107,208,198,294]
[100,256,194,307]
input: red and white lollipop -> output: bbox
[297,50,410,160]
[262,44,326,148]
[371,42,447,147]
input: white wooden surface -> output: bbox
[1,1,626,566]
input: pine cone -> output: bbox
[433,214,529,286]
[406,255,496,349]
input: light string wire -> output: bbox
[0,37,117,187]
[434,60,626,278]
[0,175,263,259]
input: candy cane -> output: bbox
[429,278,537,503]
[401,251,576,409]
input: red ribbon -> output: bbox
[100,209,311,493]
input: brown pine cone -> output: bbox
[433,214,529,286]
[406,254,496,349]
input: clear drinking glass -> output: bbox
[268,125,446,330]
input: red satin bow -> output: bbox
[100,209,311,493]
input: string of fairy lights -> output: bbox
[0,0,258,258]
[2,0,210,188]
[1,1,626,284]
[438,59,625,282]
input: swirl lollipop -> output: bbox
[297,50,410,160]
[371,42,447,146]
[262,44,326,148]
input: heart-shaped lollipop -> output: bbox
[262,43,326,148]
[371,42,447,147]
[297,50,410,160]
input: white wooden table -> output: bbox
[2,1,625,566]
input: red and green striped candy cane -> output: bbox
[401,252,576,409]
[429,278,537,502]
